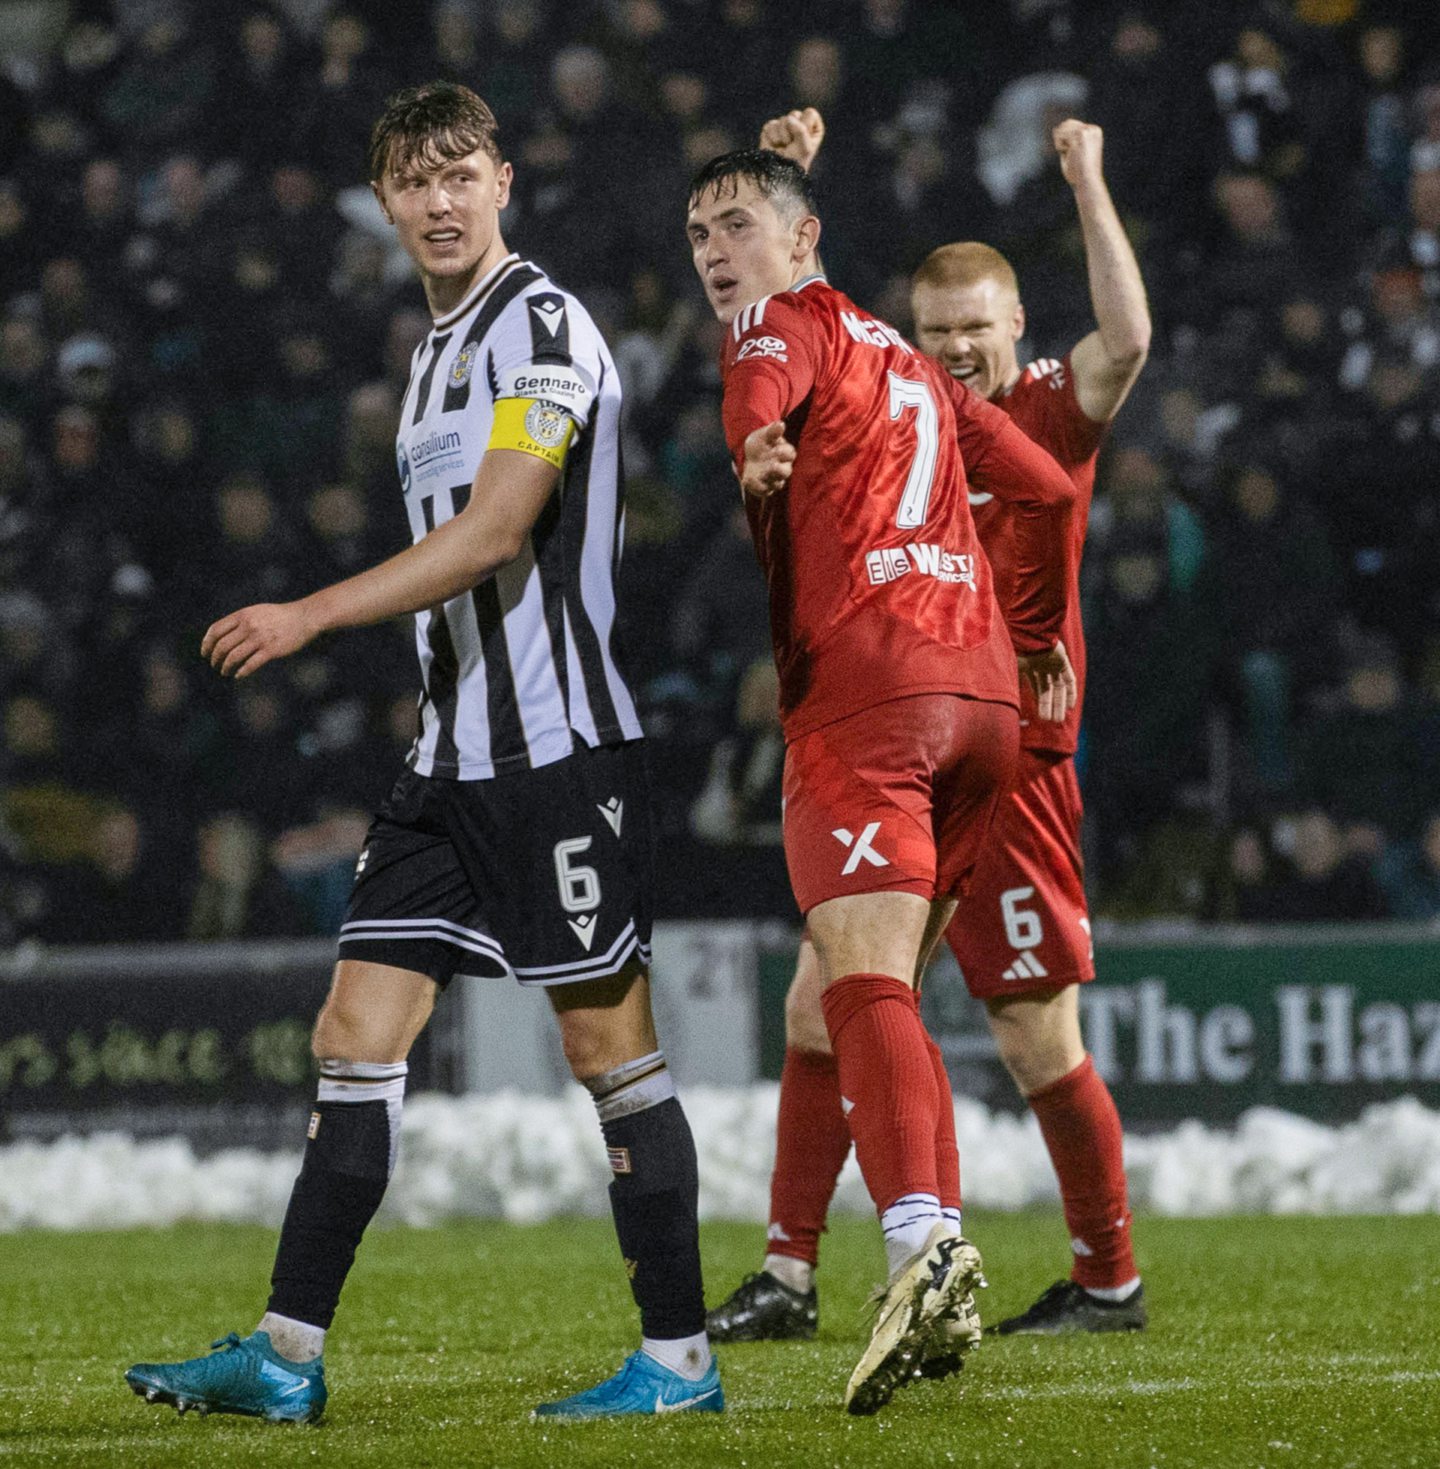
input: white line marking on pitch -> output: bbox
[988,1369,1440,1401]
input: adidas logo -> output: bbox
[1002,950,1049,981]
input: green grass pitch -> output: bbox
[3,1213,1438,1468]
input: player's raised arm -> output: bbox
[1055,120,1151,424]
[202,446,561,679]
[757,108,826,172]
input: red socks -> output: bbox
[923,1027,962,1217]
[1027,1054,1137,1291]
[766,1047,852,1266]
[820,974,940,1214]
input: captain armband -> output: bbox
[487,396,577,470]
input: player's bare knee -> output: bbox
[784,969,831,1053]
[557,1007,646,1083]
[987,985,1085,1096]
[312,999,405,1064]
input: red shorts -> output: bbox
[945,752,1095,999]
[781,694,1019,916]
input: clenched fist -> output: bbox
[740,420,796,499]
[1053,119,1104,189]
[758,108,825,173]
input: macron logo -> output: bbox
[531,301,565,335]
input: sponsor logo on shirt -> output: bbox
[404,426,466,487]
[500,362,591,411]
[865,543,977,588]
[840,310,913,353]
[737,334,789,363]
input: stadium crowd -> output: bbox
[2,0,1439,944]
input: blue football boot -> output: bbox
[125,1331,326,1424]
[533,1349,724,1420]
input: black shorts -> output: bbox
[338,740,654,989]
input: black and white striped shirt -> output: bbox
[395,253,642,779]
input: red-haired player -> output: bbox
[708,110,1150,1345]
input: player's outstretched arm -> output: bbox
[739,420,796,499]
[757,108,825,172]
[1054,120,1151,424]
[202,449,559,678]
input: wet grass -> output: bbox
[2,1212,1438,1467]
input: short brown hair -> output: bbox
[368,82,502,182]
[911,242,1019,299]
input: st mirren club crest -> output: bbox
[449,340,480,389]
[524,401,569,447]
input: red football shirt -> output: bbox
[720,277,1077,742]
[978,354,1104,758]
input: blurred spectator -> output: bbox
[1207,27,1305,183]
[1084,538,1219,885]
[68,805,186,942]
[1295,637,1438,839]
[97,15,216,163]
[1259,809,1389,922]
[0,3,1436,938]
[690,658,784,846]
[1198,461,1336,790]
[187,813,306,940]
[211,9,307,174]
[270,805,372,933]
[1375,812,1440,921]
[1355,25,1413,227]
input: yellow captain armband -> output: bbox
[488,396,576,470]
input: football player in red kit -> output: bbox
[707,111,1151,1347]
[686,147,1080,1412]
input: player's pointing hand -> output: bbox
[202,601,319,679]
[741,421,796,499]
[758,108,825,173]
[1052,119,1103,189]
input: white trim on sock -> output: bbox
[881,1193,942,1276]
[316,1058,408,1175]
[1084,1277,1142,1303]
[763,1254,814,1294]
[255,1311,325,1363]
[641,1331,712,1381]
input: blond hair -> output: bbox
[911,242,1019,299]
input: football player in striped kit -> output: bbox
[125,83,721,1425]
[706,109,1151,1350]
